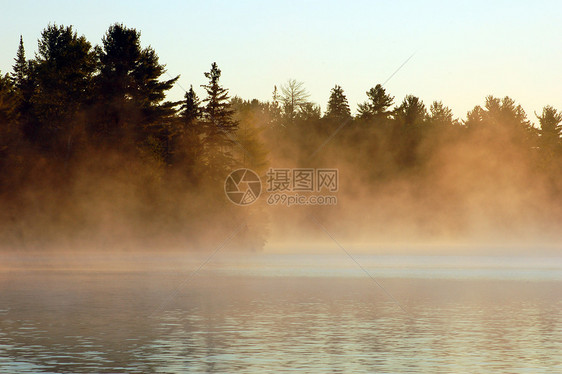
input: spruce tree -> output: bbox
[200,62,238,143]
[200,62,238,172]
[325,84,351,120]
[11,36,35,134]
[181,85,201,126]
[174,84,204,171]
[12,36,27,92]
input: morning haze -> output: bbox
[0,18,561,254]
[1,3,561,373]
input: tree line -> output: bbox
[0,23,561,250]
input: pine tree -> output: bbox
[166,85,204,171]
[357,84,394,122]
[180,85,201,126]
[200,62,239,172]
[537,105,562,149]
[30,24,97,152]
[464,96,535,144]
[394,95,427,127]
[269,85,282,126]
[94,23,179,144]
[325,84,351,120]
[0,71,18,167]
[0,72,16,126]
[12,36,27,92]
[298,102,321,121]
[428,101,457,128]
[232,98,269,173]
[11,36,35,136]
[200,62,238,143]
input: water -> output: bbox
[1,253,561,373]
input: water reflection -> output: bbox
[0,258,561,373]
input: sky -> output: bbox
[1,0,561,121]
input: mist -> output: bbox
[0,24,561,256]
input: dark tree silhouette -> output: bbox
[465,96,536,146]
[357,84,394,122]
[201,63,237,132]
[200,62,238,171]
[12,36,27,93]
[0,72,16,127]
[394,95,427,127]
[427,101,457,128]
[181,85,201,126]
[0,71,18,177]
[11,36,36,144]
[537,105,562,148]
[173,85,204,173]
[28,24,96,154]
[325,84,351,120]
[93,23,179,147]
[390,95,427,167]
[298,102,321,121]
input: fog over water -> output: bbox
[1,12,561,373]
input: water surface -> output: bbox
[1,253,561,373]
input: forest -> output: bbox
[0,23,561,252]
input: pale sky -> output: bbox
[1,0,561,122]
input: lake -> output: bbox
[1,253,561,373]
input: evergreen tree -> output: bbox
[181,85,201,125]
[465,96,535,145]
[268,85,282,126]
[537,105,562,149]
[298,102,321,121]
[0,72,16,126]
[390,95,427,167]
[200,62,238,171]
[231,97,270,172]
[11,36,35,137]
[465,105,485,129]
[0,71,18,174]
[173,84,204,172]
[201,62,237,133]
[325,84,351,120]
[427,101,457,128]
[394,95,427,127]
[357,84,394,121]
[30,24,97,152]
[94,23,179,144]
[12,36,27,92]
